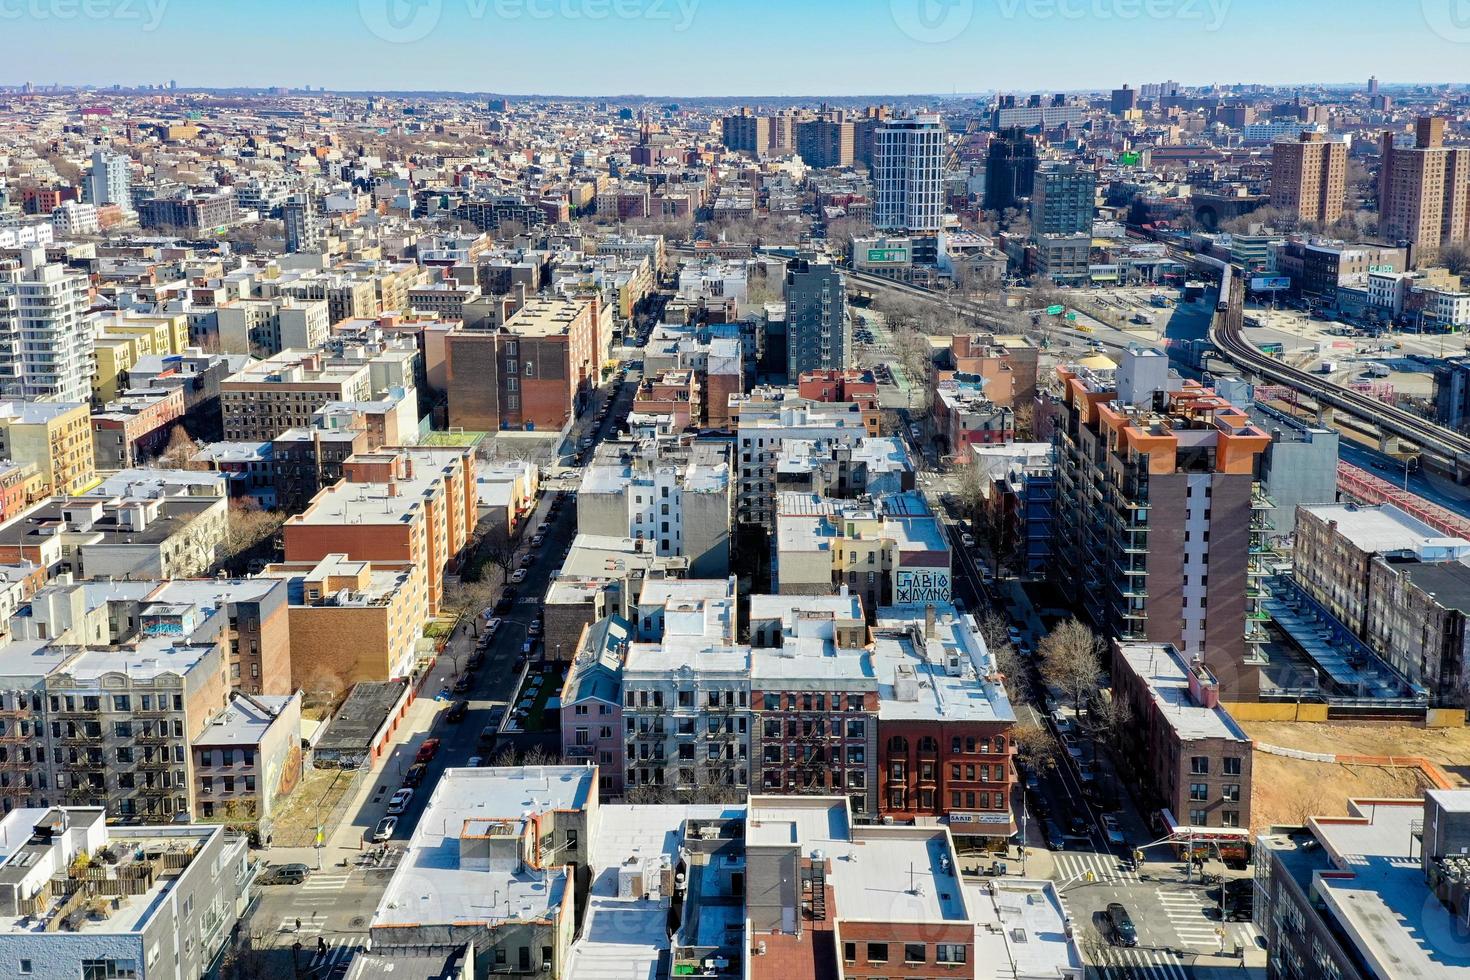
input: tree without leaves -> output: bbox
[1088,688,1135,752]
[152,425,202,471]
[1439,243,1470,277]
[219,499,285,564]
[1011,722,1060,774]
[1038,618,1106,714]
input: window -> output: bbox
[1223,756,1242,776]
[1190,756,1210,775]
[843,942,856,963]
[936,944,967,963]
[1222,810,1240,828]
[867,943,888,963]
[82,962,138,980]
[19,960,32,975]
[1190,783,1208,802]
[1223,783,1241,803]
[1189,809,1207,825]
[904,943,926,963]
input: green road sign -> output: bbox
[1046,305,1065,316]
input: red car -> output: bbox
[415,738,441,764]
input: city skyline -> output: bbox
[1,0,1469,96]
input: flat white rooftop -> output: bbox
[1314,801,1470,978]
[747,797,969,923]
[373,767,588,930]
[566,804,738,980]
[965,878,1084,979]
[1115,643,1250,743]
[1302,503,1470,560]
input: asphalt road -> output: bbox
[245,371,641,973]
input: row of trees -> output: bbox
[978,614,1134,780]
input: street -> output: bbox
[243,368,641,974]
[899,422,1264,978]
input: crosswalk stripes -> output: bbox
[277,916,324,936]
[1155,887,1228,950]
[1052,850,1139,884]
[308,936,366,973]
[299,871,353,893]
[1096,946,1191,980]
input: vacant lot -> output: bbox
[1241,721,1470,831]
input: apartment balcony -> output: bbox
[1111,558,1147,578]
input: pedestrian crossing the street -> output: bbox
[308,935,366,974]
[1052,850,1140,884]
[277,915,324,936]
[1154,887,1258,951]
[1095,945,1191,980]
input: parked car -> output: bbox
[452,675,472,694]
[1102,815,1125,846]
[529,618,543,636]
[467,756,484,768]
[260,863,310,885]
[446,700,469,723]
[961,533,976,548]
[402,762,428,788]
[415,738,441,764]
[510,568,528,584]
[372,817,397,842]
[386,788,414,815]
[530,534,545,548]
[1105,903,1137,947]
[466,652,485,670]
[483,617,502,635]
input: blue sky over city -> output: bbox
[3,0,1469,94]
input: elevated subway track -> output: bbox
[1206,268,1470,479]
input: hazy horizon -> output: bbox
[2,0,1468,97]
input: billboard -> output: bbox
[895,568,951,604]
[866,247,908,264]
[1250,276,1292,291]
[1118,151,1142,166]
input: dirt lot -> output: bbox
[1242,721,1470,831]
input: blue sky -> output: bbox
[3,0,1468,96]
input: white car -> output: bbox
[372,816,397,842]
[510,569,528,584]
[530,534,545,547]
[387,788,414,815]
[483,617,502,635]
[1103,815,1125,846]
[961,533,976,548]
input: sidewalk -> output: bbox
[1190,949,1268,977]
[262,694,446,871]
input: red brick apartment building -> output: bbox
[873,609,1017,840]
[444,296,598,432]
[747,797,975,980]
